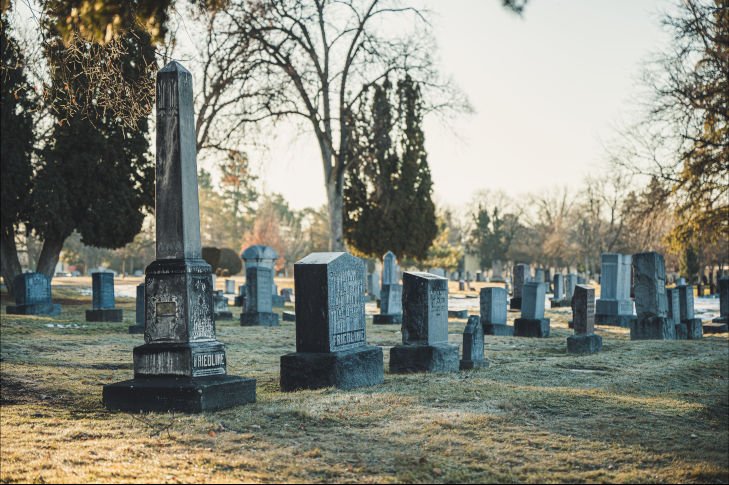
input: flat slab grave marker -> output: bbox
[103,61,255,413]
[514,282,550,337]
[128,283,145,334]
[6,273,61,316]
[596,253,634,327]
[567,285,602,353]
[86,272,123,322]
[510,263,530,310]
[460,315,488,369]
[240,245,279,326]
[390,272,459,373]
[480,287,512,335]
[280,252,383,391]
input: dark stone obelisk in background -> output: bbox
[103,61,255,412]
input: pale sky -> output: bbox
[258,0,671,210]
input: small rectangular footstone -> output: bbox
[513,318,550,337]
[86,308,123,322]
[567,334,602,354]
[389,343,459,373]
[103,375,256,413]
[280,346,383,391]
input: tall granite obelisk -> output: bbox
[103,62,256,412]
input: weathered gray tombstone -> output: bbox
[281,287,293,303]
[460,316,488,369]
[373,283,402,324]
[480,287,512,335]
[565,274,578,302]
[510,263,530,310]
[225,279,235,294]
[128,282,145,334]
[367,272,381,302]
[567,285,602,353]
[213,290,232,320]
[458,280,465,291]
[381,251,398,289]
[535,268,545,284]
[86,272,123,322]
[706,277,729,333]
[492,260,503,282]
[279,252,383,391]
[677,285,703,339]
[103,62,255,412]
[630,252,674,340]
[666,287,685,339]
[6,273,61,316]
[514,282,550,337]
[551,274,567,308]
[390,272,459,373]
[595,254,634,327]
[240,245,279,326]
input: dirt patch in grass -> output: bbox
[1,281,727,483]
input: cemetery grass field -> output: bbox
[1,281,728,484]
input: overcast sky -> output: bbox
[257,0,671,210]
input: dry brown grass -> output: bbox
[1,280,727,483]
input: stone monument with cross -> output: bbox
[103,61,256,412]
[279,252,383,391]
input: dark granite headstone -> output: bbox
[281,287,293,302]
[480,286,512,335]
[280,252,383,391]
[129,283,145,334]
[6,272,61,316]
[282,311,296,322]
[460,316,488,369]
[596,253,634,327]
[225,279,235,294]
[86,272,123,322]
[510,263,530,310]
[240,265,278,326]
[677,285,702,339]
[514,282,550,337]
[390,272,459,373]
[567,284,602,353]
[550,274,568,307]
[565,274,578,302]
[709,277,728,331]
[103,61,255,413]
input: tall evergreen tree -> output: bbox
[343,75,437,260]
[0,15,37,297]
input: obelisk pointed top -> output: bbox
[154,59,202,259]
[159,60,191,74]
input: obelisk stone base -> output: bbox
[567,334,602,354]
[595,313,634,327]
[7,303,61,316]
[509,297,522,310]
[683,318,703,339]
[240,311,279,326]
[280,346,383,391]
[85,309,123,322]
[514,318,550,338]
[102,375,256,413]
[372,313,402,325]
[482,323,514,336]
[389,343,459,374]
[630,316,674,340]
[459,358,489,370]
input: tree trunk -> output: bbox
[0,225,23,299]
[326,179,345,251]
[36,235,67,280]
